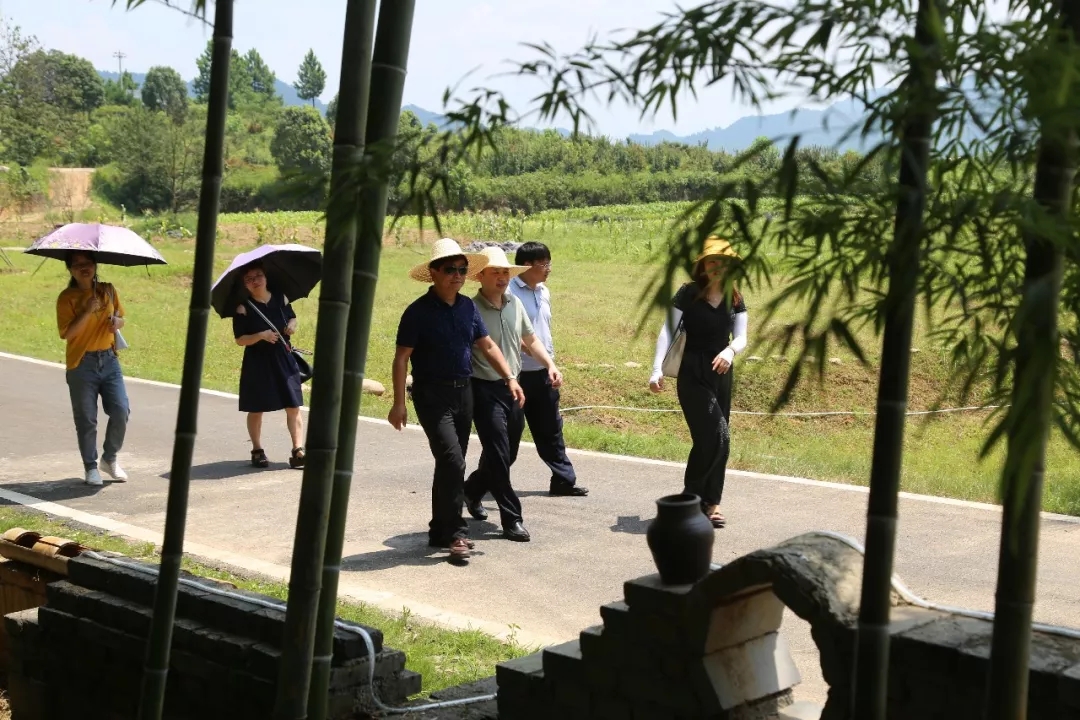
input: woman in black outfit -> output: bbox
[233,261,306,469]
[649,237,749,528]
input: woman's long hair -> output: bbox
[692,258,742,307]
[64,251,98,289]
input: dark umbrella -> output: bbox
[210,243,322,318]
[26,223,167,266]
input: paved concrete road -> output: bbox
[2,352,1079,706]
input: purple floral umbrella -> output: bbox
[211,244,322,318]
[26,223,167,266]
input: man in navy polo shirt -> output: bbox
[389,239,524,565]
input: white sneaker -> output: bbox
[99,459,128,482]
[85,467,103,486]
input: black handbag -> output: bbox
[245,299,314,384]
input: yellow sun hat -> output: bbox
[694,236,740,263]
[467,246,529,282]
[408,238,490,283]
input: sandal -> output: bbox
[289,446,306,469]
[704,505,726,529]
[251,448,269,468]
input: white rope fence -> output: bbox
[560,404,1006,417]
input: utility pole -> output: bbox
[113,50,126,78]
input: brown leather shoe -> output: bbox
[448,538,471,565]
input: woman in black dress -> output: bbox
[233,261,306,468]
[649,237,749,528]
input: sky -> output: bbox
[0,0,793,138]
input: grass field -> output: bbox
[2,203,1079,515]
[0,506,530,696]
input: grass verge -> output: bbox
[0,506,530,696]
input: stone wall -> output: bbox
[495,532,1080,720]
[5,555,420,720]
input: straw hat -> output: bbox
[694,235,740,263]
[467,246,529,282]
[408,238,490,283]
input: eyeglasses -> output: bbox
[243,273,265,283]
[441,265,469,276]
[71,262,95,270]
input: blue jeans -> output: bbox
[66,350,130,469]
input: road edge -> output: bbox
[5,349,1077,524]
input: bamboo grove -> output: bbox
[122,0,1080,719]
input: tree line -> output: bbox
[0,14,891,216]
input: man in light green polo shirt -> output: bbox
[465,247,562,542]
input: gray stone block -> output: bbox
[600,601,632,641]
[542,639,584,684]
[67,555,158,604]
[579,624,605,659]
[67,557,380,663]
[497,650,546,700]
[329,648,407,689]
[75,616,147,659]
[4,606,40,639]
[623,574,700,618]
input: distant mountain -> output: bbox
[627,95,885,152]
[401,99,883,151]
[98,70,327,114]
[402,104,448,128]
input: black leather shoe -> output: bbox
[549,484,589,497]
[428,537,475,550]
[466,498,489,520]
[503,522,531,542]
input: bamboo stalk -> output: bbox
[850,1,942,717]
[984,3,1079,716]
[306,3,416,717]
[137,2,233,718]
[271,4,381,718]
[302,1,378,716]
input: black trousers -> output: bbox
[518,369,578,488]
[676,350,733,507]
[412,381,473,543]
[464,379,525,527]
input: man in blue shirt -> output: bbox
[390,239,524,565]
[511,242,589,497]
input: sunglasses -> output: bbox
[441,265,469,276]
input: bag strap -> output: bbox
[246,299,292,351]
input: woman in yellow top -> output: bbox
[56,251,130,487]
